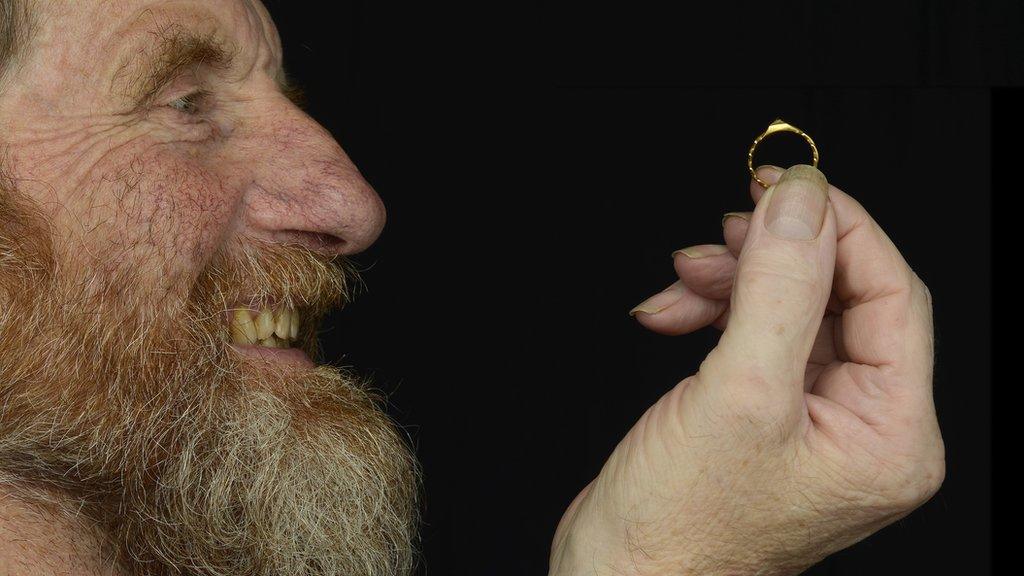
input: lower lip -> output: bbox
[229,344,316,367]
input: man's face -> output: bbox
[6,0,387,316]
[0,1,418,574]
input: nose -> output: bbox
[239,103,386,256]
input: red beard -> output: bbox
[0,188,420,575]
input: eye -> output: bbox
[167,90,208,115]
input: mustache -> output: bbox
[1,175,420,576]
[0,184,362,381]
[0,185,361,319]
[181,239,361,364]
[191,238,361,316]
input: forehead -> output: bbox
[42,0,282,76]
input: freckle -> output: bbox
[774,325,785,335]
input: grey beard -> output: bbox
[0,190,421,576]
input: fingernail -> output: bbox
[629,282,685,316]
[721,212,750,227]
[755,165,785,186]
[764,165,828,240]
[672,245,730,259]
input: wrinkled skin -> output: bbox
[0,1,417,575]
[0,1,944,575]
[550,166,944,575]
[5,0,384,278]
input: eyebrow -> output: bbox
[113,26,305,112]
[113,27,232,110]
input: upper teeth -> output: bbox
[230,307,300,348]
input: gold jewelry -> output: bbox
[747,119,819,188]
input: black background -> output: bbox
[266,1,1000,574]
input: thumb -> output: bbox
[705,165,836,401]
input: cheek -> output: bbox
[59,147,242,297]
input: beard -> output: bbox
[0,189,420,575]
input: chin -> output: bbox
[0,201,421,576]
[111,362,422,576]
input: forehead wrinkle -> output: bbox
[102,3,298,111]
[106,8,234,101]
[119,31,235,106]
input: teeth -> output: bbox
[256,309,275,340]
[289,309,300,340]
[274,309,291,340]
[230,306,301,349]
[230,310,258,345]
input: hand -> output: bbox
[549,165,944,575]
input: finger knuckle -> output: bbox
[913,272,934,310]
[698,349,802,439]
[885,455,946,510]
[849,442,946,512]
[910,436,946,503]
[714,373,801,435]
[737,257,824,308]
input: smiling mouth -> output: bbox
[227,304,314,366]
[229,305,299,347]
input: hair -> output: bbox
[0,0,32,89]
[0,174,421,575]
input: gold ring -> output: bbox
[747,118,819,188]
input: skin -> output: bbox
[550,165,944,574]
[0,0,390,573]
[2,0,385,299]
[0,1,943,574]
[0,494,117,576]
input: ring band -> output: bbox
[747,119,819,188]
